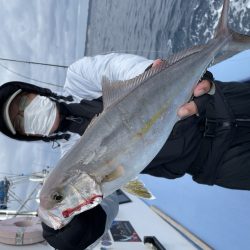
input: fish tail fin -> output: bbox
[213,0,250,64]
[215,0,230,37]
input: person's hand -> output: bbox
[151,59,213,119]
[151,59,164,68]
[177,79,212,119]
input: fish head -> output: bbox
[38,169,103,230]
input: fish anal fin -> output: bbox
[102,165,124,182]
[122,179,155,199]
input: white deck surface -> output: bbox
[94,194,198,250]
[0,193,198,250]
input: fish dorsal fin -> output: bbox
[101,45,204,110]
[122,178,155,199]
[101,61,169,110]
[166,45,205,66]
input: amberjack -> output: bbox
[38,0,250,230]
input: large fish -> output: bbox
[38,0,250,230]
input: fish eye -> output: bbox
[51,192,64,202]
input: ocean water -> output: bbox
[85,0,250,58]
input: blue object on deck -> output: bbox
[0,178,10,209]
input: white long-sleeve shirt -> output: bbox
[61,53,153,157]
[60,53,153,249]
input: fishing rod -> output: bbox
[0,57,69,68]
[0,210,37,216]
[0,57,69,88]
[0,50,160,88]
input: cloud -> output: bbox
[0,134,60,175]
[0,0,88,65]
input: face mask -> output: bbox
[24,96,57,136]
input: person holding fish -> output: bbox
[0,51,250,250]
[1,0,250,248]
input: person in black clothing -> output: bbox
[0,54,250,249]
[143,70,250,190]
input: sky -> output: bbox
[211,50,250,81]
[0,1,250,249]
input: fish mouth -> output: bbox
[38,172,103,229]
[38,194,103,229]
[38,206,67,230]
[62,194,103,218]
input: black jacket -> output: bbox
[143,78,250,189]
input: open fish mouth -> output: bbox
[62,194,103,218]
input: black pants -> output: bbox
[216,126,250,190]
[214,81,250,190]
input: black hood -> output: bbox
[0,81,72,142]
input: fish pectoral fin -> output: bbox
[102,165,124,182]
[122,179,155,199]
